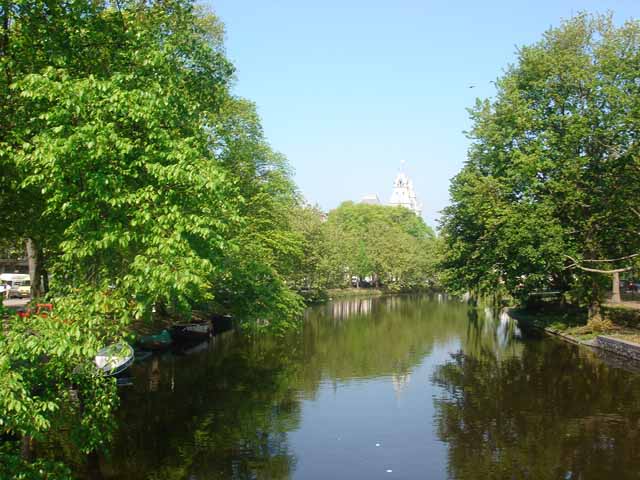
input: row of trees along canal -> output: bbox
[438,14,640,321]
[0,1,437,477]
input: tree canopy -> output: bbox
[0,1,305,476]
[319,202,437,291]
[439,14,640,305]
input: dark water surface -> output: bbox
[104,295,640,479]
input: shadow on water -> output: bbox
[102,295,640,479]
[102,330,303,480]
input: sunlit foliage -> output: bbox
[439,14,640,303]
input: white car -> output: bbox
[10,280,31,298]
[0,274,31,298]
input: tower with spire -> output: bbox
[389,161,422,216]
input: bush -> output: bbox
[602,305,640,328]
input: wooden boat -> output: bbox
[95,343,134,376]
[138,329,172,350]
[170,321,212,341]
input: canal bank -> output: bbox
[507,305,640,363]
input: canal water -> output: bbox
[104,295,640,479]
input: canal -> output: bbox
[104,295,640,479]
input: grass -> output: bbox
[509,308,596,341]
[509,308,585,330]
[509,306,640,344]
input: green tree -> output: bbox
[324,202,436,290]
[287,203,331,294]
[0,1,305,475]
[439,14,640,311]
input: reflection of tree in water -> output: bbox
[297,296,469,395]
[464,307,524,361]
[432,340,640,479]
[104,333,303,480]
[106,296,539,479]
[329,297,373,320]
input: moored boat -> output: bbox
[138,329,173,350]
[170,321,212,341]
[95,343,134,376]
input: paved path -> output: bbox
[604,301,640,310]
[3,298,30,310]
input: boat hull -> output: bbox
[138,330,173,351]
[170,322,212,341]
[95,343,134,377]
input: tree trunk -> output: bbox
[588,279,602,321]
[25,238,43,298]
[611,271,621,303]
[42,267,49,293]
[21,434,32,462]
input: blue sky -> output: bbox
[209,1,638,228]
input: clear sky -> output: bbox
[208,1,638,228]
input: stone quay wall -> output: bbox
[596,336,640,362]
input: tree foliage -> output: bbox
[0,0,305,475]
[290,202,437,292]
[439,14,640,304]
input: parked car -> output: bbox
[0,273,31,298]
[10,280,31,298]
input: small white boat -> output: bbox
[95,343,134,376]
